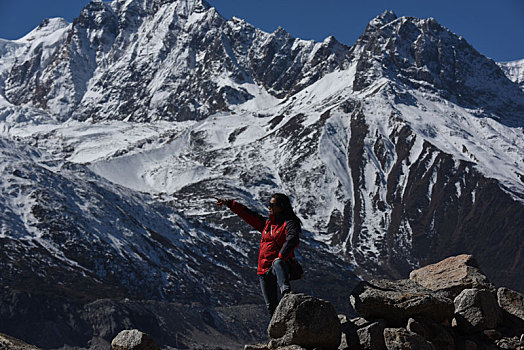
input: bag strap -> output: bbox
[266,220,297,259]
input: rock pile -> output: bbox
[245,255,524,350]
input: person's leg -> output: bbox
[271,259,291,295]
[259,273,279,318]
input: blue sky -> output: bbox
[0,0,522,62]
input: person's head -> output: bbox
[268,193,302,226]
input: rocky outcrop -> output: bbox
[349,279,454,326]
[267,293,341,349]
[498,287,524,321]
[245,255,524,350]
[345,255,524,349]
[383,328,435,350]
[453,288,503,334]
[346,257,524,350]
[409,254,494,299]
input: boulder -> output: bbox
[482,329,502,341]
[497,288,524,336]
[409,255,494,299]
[383,328,435,350]
[406,317,454,350]
[111,330,159,350]
[497,287,524,321]
[267,293,341,349]
[356,320,386,350]
[338,315,360,350]
[338,316,387,350]
[350,279,454,326]
[454,289,503,334]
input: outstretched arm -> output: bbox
[213,197,266,233]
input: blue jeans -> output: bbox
[258,259,291,318]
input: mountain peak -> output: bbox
[111,0,211,17]
[367,10,398,30]
[17,17,70,42]
[273,26,290,36]
[350,12,524,124]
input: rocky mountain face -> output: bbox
[2,0,348,122]
[350,11,524,127]
[0,0,523,349]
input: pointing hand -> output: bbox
[212,196,232,207]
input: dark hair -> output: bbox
[271,193,302,226]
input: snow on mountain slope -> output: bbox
[0,17,70,70]
[3,53,521,284]
[0,18,73,116]
[0,104,357,310]
[0,18,71,108]
[394,89,524,196]
[0,135,252,305]
[499,58,524,91]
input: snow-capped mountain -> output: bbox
[353,12,524,127]
[499,58,524,91]
[0,0,523,348]
[1,0,348,122]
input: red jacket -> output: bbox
[228,200,300,275]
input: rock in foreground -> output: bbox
[111,330,159,350]
[267,293,341,349]
[453,288,503,334]
[383,327,435,350]
[498,287,524,321]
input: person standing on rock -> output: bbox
[213,193,301,318]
